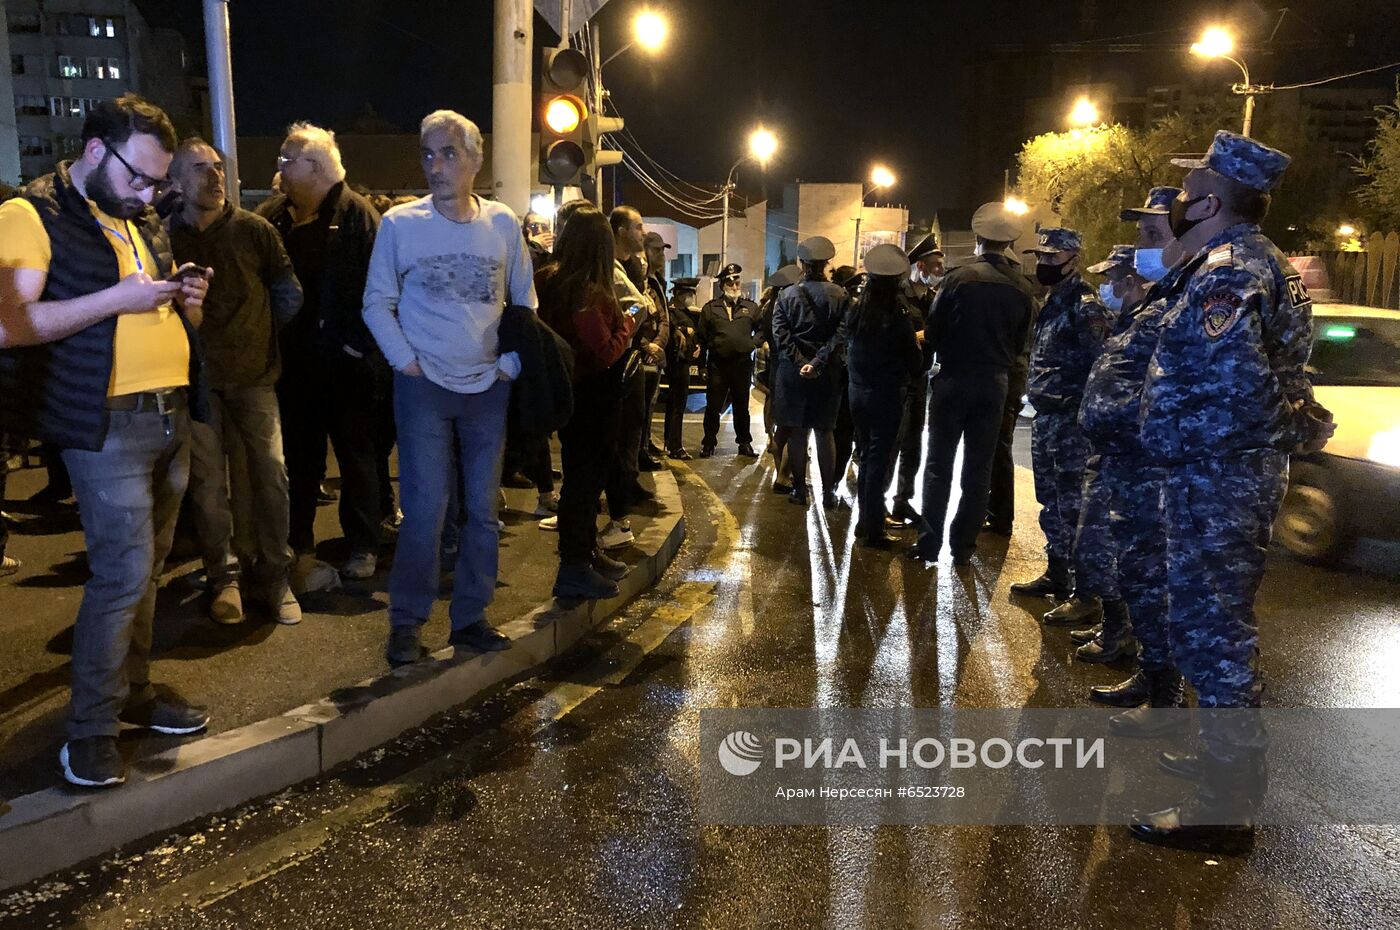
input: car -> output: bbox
[1274,303,1400,563]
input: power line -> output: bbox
[1271,60,1400,91]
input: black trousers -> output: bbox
[850,382,907,533]
[278,352,386,555]
[888,375,928,505]
[703,354,754,448]
[376,374,397,515]
[505,432,554,493]
[608,371,647,520]
[558,378,621,565]
[986,368,1027,531]
[641,365,663,455]
[0,446,9,558]
[663,360,691,452]
[834,366,855,478]
[917,370,1009,557]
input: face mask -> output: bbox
[1098,282,1124,312]
[1133,247,1169,282]
[1036,259,1072,287]
[1168,195,1212,240]
[926,273,945,288]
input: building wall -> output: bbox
[0,5,20,185]
[794,182,909,270]
[4,0,196,182]
[697,200,767,298]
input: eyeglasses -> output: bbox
[103,140,171,194]
[276,153,305,168]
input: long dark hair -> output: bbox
[536,205,616,333]
[847,273,902,336]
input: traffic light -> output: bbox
[584,110,625,178]
[538,47,589,186]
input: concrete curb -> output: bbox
[0,470,687,891]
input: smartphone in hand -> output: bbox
[169,262,210,284]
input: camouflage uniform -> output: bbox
[1024,238,1114,575]
[1141,134,1317,770]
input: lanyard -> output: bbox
[94,216,144,274]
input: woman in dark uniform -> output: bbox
[846,244,925,547]
[770,237,850,508]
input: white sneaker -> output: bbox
[341,550,378,580]
[533,491,560,517]
[599,520,634,551]
[0,555,20,578]
[538,515,559,531]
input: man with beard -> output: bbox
[257,122,383,585]
[0,95,213,787]
[169,139,305,627]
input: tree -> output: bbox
[1357,87,1400,230]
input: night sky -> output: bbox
[172,0,1400,218]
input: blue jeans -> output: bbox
[389,374,508,631]
[62,404,191,740]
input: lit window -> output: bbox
[89,16,101,37]
[108,58,122,80]
[106,18,117,38]
[58,56,84,79]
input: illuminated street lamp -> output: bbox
[1003,196,1030,216]
[855,165,899,264]
[870,165,896,190]
[1190,25,1264,137]
[1337,224,1357,237]
[1068,97,1101,128]
[633,10,668,53]
[720,127,781,273]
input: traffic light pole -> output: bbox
[492,0,532,215]
[202,0,239,203]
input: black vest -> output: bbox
[0,162,208,451]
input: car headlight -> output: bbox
[1368,427,1400,468]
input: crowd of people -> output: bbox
[0,93,1334,851]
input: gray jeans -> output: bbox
[62,403,191,740]
[187,385,292,591]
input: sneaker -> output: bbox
[292,553,342,594]
[592,550,630,582]
[60,737,125,788]
[538,515,559,531]
[599,520,634,550]
[386,625,424,665]
[341,550,378,580]
[209,582,244,625]
[120,693,210,735]
[268,584,302,626]
[0,555,20,578]
[448,622,511,653]
[533,491,560,516]
[553,562,620,600]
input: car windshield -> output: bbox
[1306,316,1400,387]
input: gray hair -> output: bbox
[283,121,346,183]
[420,110,483,159]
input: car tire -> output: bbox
[1275,462,1347,565]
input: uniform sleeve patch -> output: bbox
[1202,291,1243,338]
[1205,244,1234,269]
[1285,274,1311,308]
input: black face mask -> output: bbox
[1035,259,1072,287]
[1168,194,1213,240]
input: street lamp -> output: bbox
[1068,97,1100,128]
[720,127,780,274]
[1337,224,1357,237]
[870,165,896,191]
[633,10,668,53]
[1003,196,1030,216]
[855,165,897,264]
[1190,25,1264,137]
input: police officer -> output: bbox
[697,263,760,458]
[758,264,801,491]
[1008,227,1114,617]
[771,237,850,508]
[1078,191,1189,720]
[910,203,1035,564]
[846,244,924,546]
[1132,133,1333,847]
[663,277,701,459]
[830,265,865,486]
[887,234,942,525]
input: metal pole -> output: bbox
[853,210,862,266]
[591,34,604,207]
[202,0,239,202]
[492,0,532,214]
[1242,93,1255,138]
[720,186,730,275]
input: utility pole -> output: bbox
[202,0,239,202]
[720,185,731,276]
[492,0,532,214]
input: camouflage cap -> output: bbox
[1120,186,1183,220]
[1087,244,1135,275]
[1171,130,1292,192]
[1022,226,1083,255]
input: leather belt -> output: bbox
[105,387,187,413]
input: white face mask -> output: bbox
[1133,247,1169,283]
[1098,282,1124,312]
[926,273,945,288]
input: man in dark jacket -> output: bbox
[257,122,384,585]
[639,232,671,465]
[698,263,760,457]
[663,277,702,459]
[0,95,212,787]
[170,138,304,627]
[887,235,941,524]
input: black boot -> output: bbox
[1157,750,1204,779]
[1130,752,1262,851]
[1110,669,1187,737]
[1043,594,1102,626]
[788,486,809,506]
[1069,623,1103,645]
[1010,555,1071,600]
[1089,670,1150,707]
[1076,599,1136,662]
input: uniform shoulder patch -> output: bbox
[1202,291,1243,339]
[1284,274,1311,308]
[1205,244,1234,270]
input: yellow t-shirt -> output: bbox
[0,197,189,396]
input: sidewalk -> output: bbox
[0,451,685,888]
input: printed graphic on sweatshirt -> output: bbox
[415,253,501,305]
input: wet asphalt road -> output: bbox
[4,413,1399,930]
